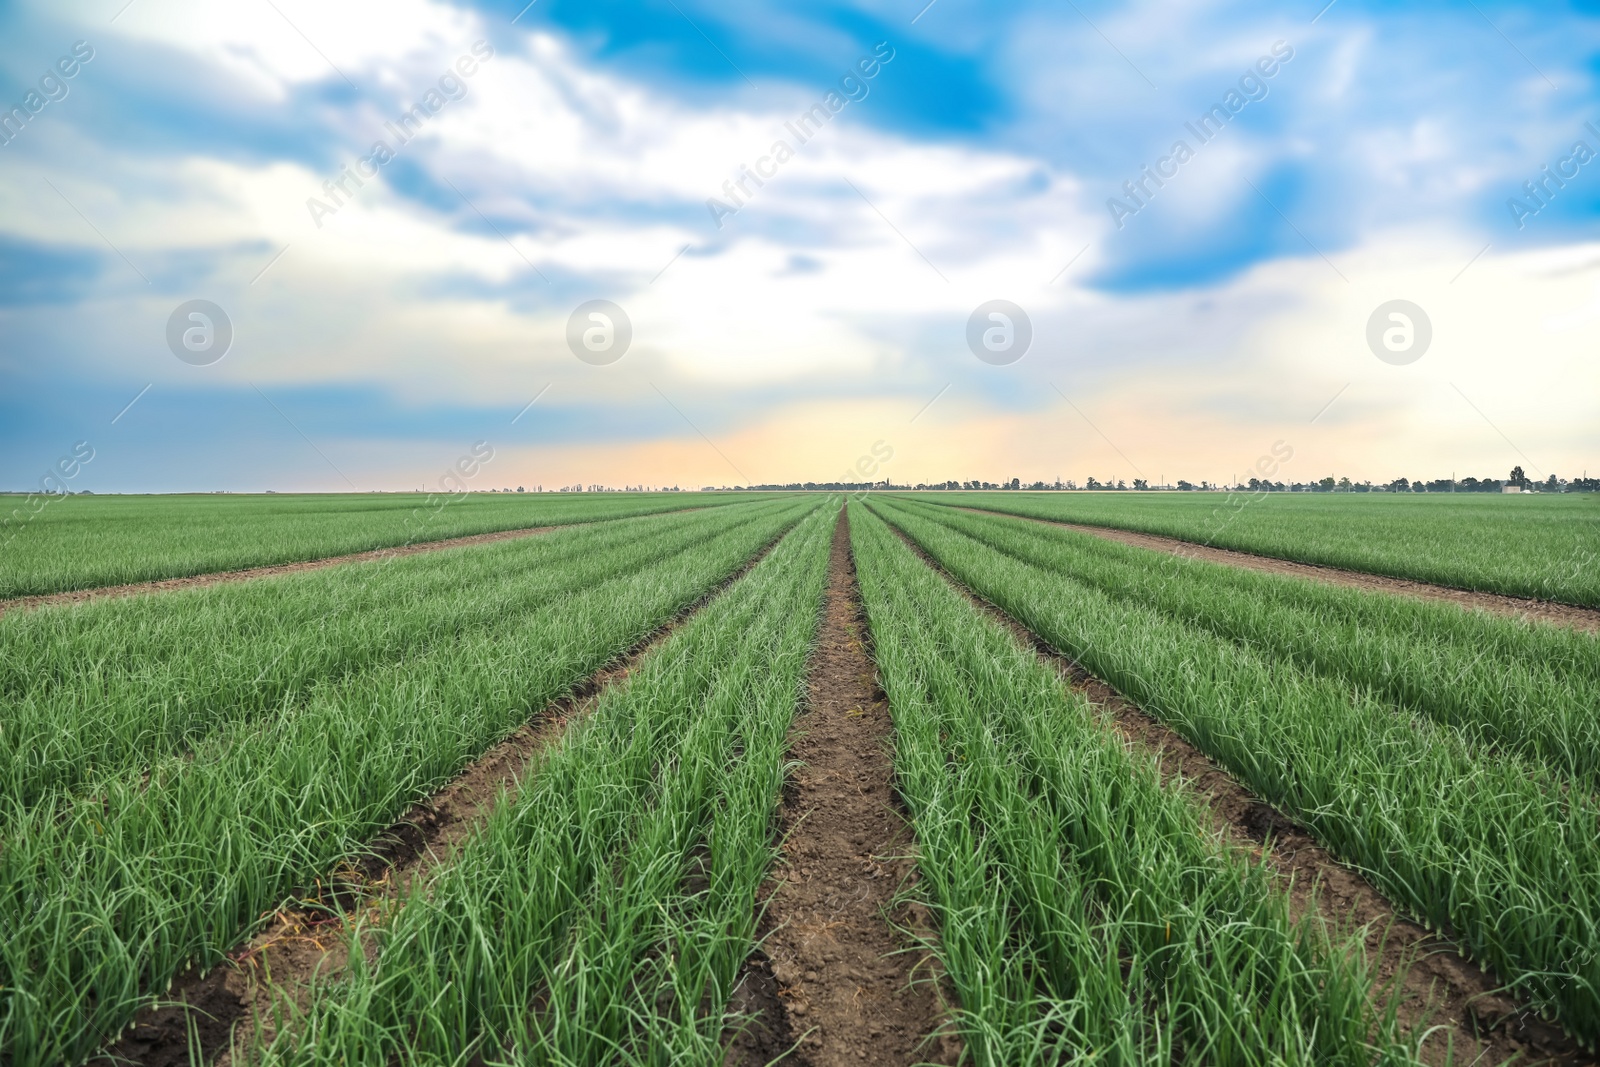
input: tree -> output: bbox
[1510,465,1527,489]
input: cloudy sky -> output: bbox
[2,0,1598,492]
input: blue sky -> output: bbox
[3,0,1600,491]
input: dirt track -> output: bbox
[728,509,959,1067]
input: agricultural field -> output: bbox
[3,492,1599,1066]
[864,496,1600,1058]
[0,491,751,598]
[0,497,815,1065]
[849,503,1415,1064]
[925,490,1600,607]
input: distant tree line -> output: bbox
[741,467,1600,493]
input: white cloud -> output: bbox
[90,0,475,100]
[5,0,1599,487]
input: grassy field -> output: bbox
[0,492,753,598]
[257,499,835,1065]
[871,496,1600,1045]
[0,506,789,814]
[887,498,1600,789]
[850,502,1413,1065]
[918,491,1600,606]
[0,498,812,1066]
[8,493,1600,1064]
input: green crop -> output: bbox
[891,495,1600,790]
[0,505,784,813]
[255,500,835,1066]
[849,502,1415,1066]
[924,490,1600,606]
[870,495,1600,1047]
[0,498,813,1067]
[0,490,764,598]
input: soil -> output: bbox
[92,527,792,1067]
[889,523,1597,1067]
[955,507,1600,634]
[0,525,560,620]
[726,509,960,1067]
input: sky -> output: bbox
[2,0,1599,493]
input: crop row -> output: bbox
[0,491,754,599]
[255,499,836,1065]
[0,504,783,814]
[869,495,1600,1045]
[0,497,814,1066]
[849,502,1413,1065]
[926,491,1600,607]
[899,496,1600,789]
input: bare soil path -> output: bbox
[0,524,560,620]
[890,521,1596,1067]
[727,510,959,1067]
[95,528,793,1067]
[953,505,1600,633]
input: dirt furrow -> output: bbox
[727,509,959,1067]
[95,527,795,1067]
[886,520,1595,1067]
[0,525,561,619]
[950,505,1600,633]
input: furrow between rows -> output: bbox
[728,506,960,1067]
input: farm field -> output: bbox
[849,502,1415,1064]
[0,497,814,1066]
[920,490,1600,607]
[6,494,1600,1066]
[255,500,836,1065]
[0,491,752,598]
[868,495,1600,1054]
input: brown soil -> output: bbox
[955,507,1600,633]
[727,509,960,1067]
[94,528,793,1067]
[889,522,1596,1067]
[0,525,560,620]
